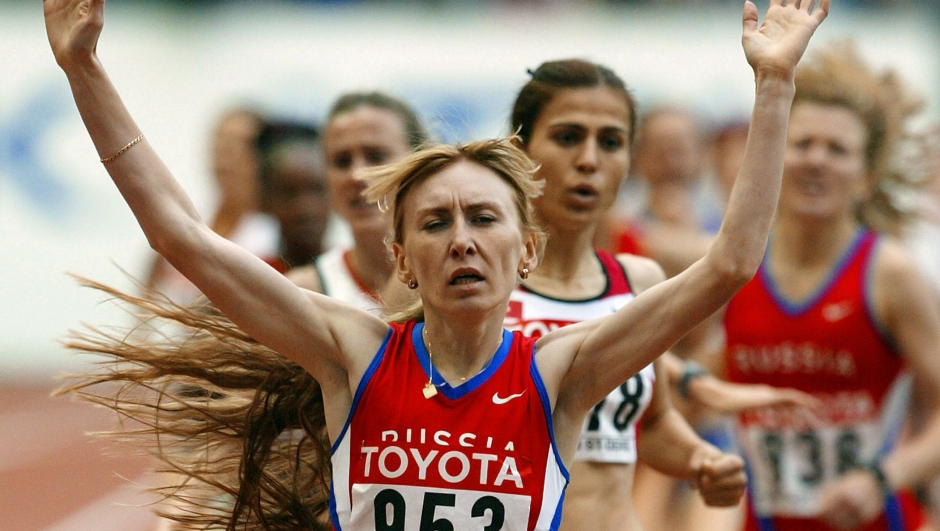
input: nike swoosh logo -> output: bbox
[822,301,854,322]
[493,391,525,405]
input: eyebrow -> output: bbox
[548,122,629,134]
[414,199,505,219]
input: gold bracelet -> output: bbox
[100,134,144,164]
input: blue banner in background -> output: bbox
[1,84,74,222]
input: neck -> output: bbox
[527,229,606,299]
[540,214,600,266]
[282,242,323,268]
[646,182,698,226]
[422,310,505,384]
[348,229,395,295]
[772,214,859,268]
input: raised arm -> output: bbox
[547,0,829,414]
[43,0,387,384]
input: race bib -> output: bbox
[576,364,654,463]
[350,483,531,531]
[738,391,887,517]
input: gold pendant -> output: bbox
[423,382,438,399]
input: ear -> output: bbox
[392,241,412,286]
[519,230,540,277]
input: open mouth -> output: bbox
[450,271,484,285]
[573,184,598,198]
[566,185,599,208]
[797,179,826,196]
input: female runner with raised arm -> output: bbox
[43,0,828,529]
[506,58,816,531]
[722,42,940,531]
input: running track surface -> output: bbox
[0,381,162,531]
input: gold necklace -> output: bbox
[422,326,438,399]
[422,325,500,398]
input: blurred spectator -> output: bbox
[709,118,750,206]
[604,106,739,531]
[288,91,428,313]
[143,107,279,303]
[603,105,719,278]
[255,120,332,271]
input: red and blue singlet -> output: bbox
[724,228,924,531]
[329,321,568,531]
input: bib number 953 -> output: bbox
[351,484,531,531]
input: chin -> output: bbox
[789,206,843,224]
[447,293,504,315]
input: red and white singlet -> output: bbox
[724,229,923,531]
[329,321,569,531]
[505,250,656,464]
[315,247,381,315]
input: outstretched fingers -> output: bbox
[44,0,105,68]
[794,0,831,25]
[812,0,831,24]
[741,0,831,78]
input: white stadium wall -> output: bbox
[1,2,938,379]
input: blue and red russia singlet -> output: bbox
[505,249,656,464]
[329,321,569,531]
[724,228,924,531]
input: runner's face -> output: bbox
[324,106,412,236]
[264,145,330,259]
[780,102,869,223]
[212,113,261,212]
[524,87,631,233]
[394,161,536,316]
[634,110,703,188]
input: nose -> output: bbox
[345,155,369,184]
[575,139,599,174]
[801,143,830,168]
[449,217,477,258]
[349,154,365,174]
[346,160,373,196]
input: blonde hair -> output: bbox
[794,41,931,234]
[362,137,547,322]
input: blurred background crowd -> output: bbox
[1,0,938,530]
